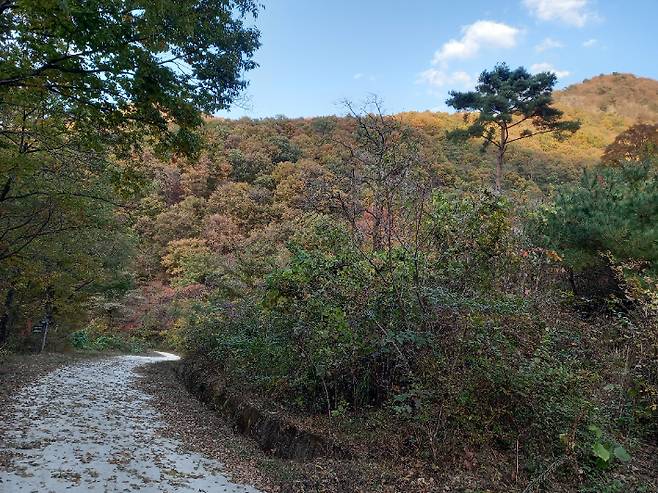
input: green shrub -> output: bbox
[178,201,572,426]
[69,325,145,353]
[533,161,658,302]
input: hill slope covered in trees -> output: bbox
[85,72,657,492]
[556,73,658,122]
[4,3,654,492]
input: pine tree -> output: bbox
[446,63,580,193]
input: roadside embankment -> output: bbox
[176,355,345,461]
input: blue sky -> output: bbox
[220,0,658,118]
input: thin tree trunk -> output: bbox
[495,150,503,194]
[0,287,15,345]
[568,268,579,297]
[495,124,507,194]
[39,287,54,353]
[372,203,382,251]
[39,318,49,353]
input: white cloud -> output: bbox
[523,0,597,27]
[535,37,564,52]
[418,69,473,88]
[354,73,377,81]
[583,38,598,47]
[432,20,521,64]
[530,62,571,78]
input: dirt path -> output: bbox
[0,353,262,492]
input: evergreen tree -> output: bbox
[536,161,658,299]
[446,63,580,193]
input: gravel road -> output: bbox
[0,353,262,493]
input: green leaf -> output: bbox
[592,442,611,462]
[613,446,631,462]
[587,424,603,439]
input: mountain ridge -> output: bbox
[556,72,658,123]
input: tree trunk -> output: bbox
[0,287,15,346]
[495,150,503,194]
[39,317,49,353]
[494,124,508,195]
[568,268,579,297]
[371,197,384,251]
[39,287,54,353]
[372,209,382,250]
[495,123,508,194]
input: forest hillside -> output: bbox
[556,73,658,122]
[2,2,656,492]
[93,72,655,491]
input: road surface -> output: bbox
[0,353,261,493]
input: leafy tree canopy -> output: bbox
[0,0,261,347]
[602,123,658,165]
[0,0,261,151]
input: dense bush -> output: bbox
[174,194,617,460]
[175,191,522,406]
[69,323,145,353]
[533,161,658,304]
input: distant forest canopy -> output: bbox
[558,73,658,122]
[1,65,656,349]
[189,72,656,194]
[112,71,658,358]
[121,72,658,311]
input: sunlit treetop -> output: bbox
[602,123,658,165]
